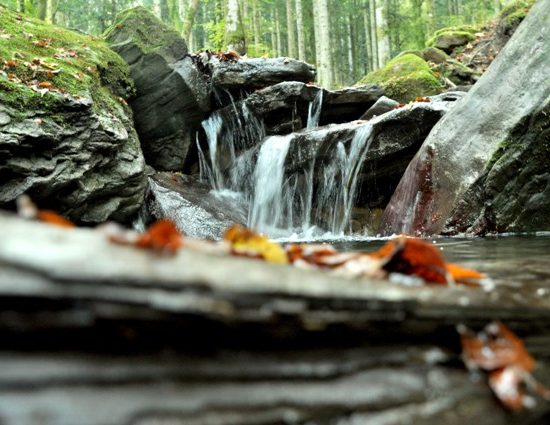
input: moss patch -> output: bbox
[103,7,187,61]
[0,6,133,114]
[499,0,535,30]
[357,54,443,103]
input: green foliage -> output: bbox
[499,0,535,30]
[358,53,443,102]
[203,19,226,51]
[0,5,132,114]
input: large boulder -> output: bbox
[357,54,443,103]
[0,6,146,224]
[105,7,211,172]
[379,0,550,236]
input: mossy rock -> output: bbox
[427,29,476,54]
[499,0,535,32]
[421,47,449,64]
[104,7,187,63]
[0,5,133,114]
[432,25,478,37]
[357,54,443,103]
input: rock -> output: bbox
[427,26,477,54]
[0,7,146,224]
[379,0,550,236]
[421,47,449,64]
[357,54,443,103]
[495,0,535,49]
[208,57,316,91]
[105,7,211,171]
[144,172,247,239]
[284,92,464,210]
[1,211,550,424]
[360,96,400,120]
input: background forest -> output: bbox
[0,0,507,87]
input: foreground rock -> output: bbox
[143,172,247,239]
[380,0,550,236]
[105,7,211,171]
[1,212,550,424]
[0,7,146,223]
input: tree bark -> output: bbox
[295,0,306,61]
[313,0,333,88]
[225,0,246,54]
[181,0,200,42]
[375,0,390,67]
[286,0,297,58]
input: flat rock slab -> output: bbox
[1,212,550,424]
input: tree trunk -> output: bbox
[286,0,297,59]
[181,0,200,42]
[313,0,333,88]
[375,0,390,67]
[18,0,25,12]
[252,0,261,54]
[275,7,282,57]
[370,0,379,70]
[225,0,246,54]
[295,0,306,61]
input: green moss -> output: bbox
[357,54,443,103]
[500,0,535,30]
[103,7,186,58]
[0,6,133,115]
[426,30,475,49]
[433,25,478,37]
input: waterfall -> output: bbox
[307,90,323,129]
[198,100,265,192]
[248,134,293,233]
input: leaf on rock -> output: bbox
[224,225,288,264]
[36,210,75,228]
[369,237,449,284]
[135,219,184,254]
[459,321,549,411]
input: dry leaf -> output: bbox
[36,210,75,228]
[135,219,184,254]
[459,321,549,411]
[224,225,288,264]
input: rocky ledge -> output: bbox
[1,212,550,424]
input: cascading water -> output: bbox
[248,134,293,234]
[197,97,265,192]
[307,90,323,129]
[197,88,373,239]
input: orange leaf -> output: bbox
[36,210,75,228]
[368,237,448,284]
[37,81,53,89]
[446,262,486,284]
[135,219,183,254]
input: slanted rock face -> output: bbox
[105,7,211,172]
[144,172,247,239]
[379,0,550,236]
[0,6,146,224]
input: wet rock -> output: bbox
[144,172,247,239]
[379,0,550,236]
[360,96,400,120]
[105,7,211,171]
[284,92,464,210]
[1,212,550,423]
[0,99,146,225]
[208,57,316,91]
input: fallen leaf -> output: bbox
[368,237,449,284]
[36,210,75,228]
[224,225,288,264]
[459,321,549,411]
[135,219,183,254]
